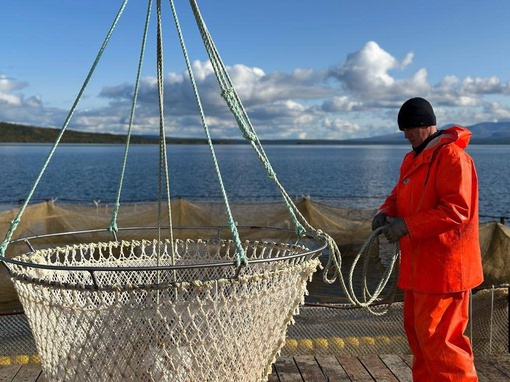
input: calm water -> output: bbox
[1,143,508,303]
[0,143,508,221]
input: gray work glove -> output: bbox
[382,217,408,243]
[371,213,388,231]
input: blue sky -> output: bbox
[2,0,510,140]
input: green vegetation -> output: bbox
[0,122,159,144]
[0,122,248,144]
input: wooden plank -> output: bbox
[0,365,22,382]
[359,355,399,382]
[399,354,413,369]
[11,364,41,382]
[474,358,510,382]
[272,357,303,382]
[314,355,351,381]
[481,354,510,378]
[475,366,492,382]
[267,365,280,382]
[395,354,496,381]
[336,355,374,381]
[267,364,280,382]
[3,355,510,382]
[35,370,47,382]
[294,355,327,382]
[379,354,412,382]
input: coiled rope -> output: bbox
[323,227,401,315]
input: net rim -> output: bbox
[9,255,322,293]
[1,225,325,274]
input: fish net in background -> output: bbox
[0,313,38,364]
[281,287,509,356]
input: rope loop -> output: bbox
[322,227,401,315]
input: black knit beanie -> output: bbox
[397,97,436,131]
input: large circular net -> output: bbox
[6,236,322,381]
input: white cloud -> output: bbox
[328,41,431,100]
[0,75,61,127]
[0,75,27,93]
[2,41,510,140]
[400,52,414,69]
[0,92,22,106]
[320,117,363,140]
[459,76,502,94]
[321,96,362,113]
[0,76,26,106]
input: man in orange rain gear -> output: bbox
[372,97,484,381]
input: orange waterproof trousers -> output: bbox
[403,291,478,381]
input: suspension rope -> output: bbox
[187,0,402,313]
[172,0,247,265]
[187,0,355,299]
[0,0,129,257]
[0,0,399,316]
[109,0,153,234]
[188,0,306,238]
[188,0,357,288]
[155,0,175,262]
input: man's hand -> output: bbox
[372,213,388,231]
[382,217,408,243]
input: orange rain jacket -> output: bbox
[378,126,484,293]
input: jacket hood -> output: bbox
[440,125,472,149]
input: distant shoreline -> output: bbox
[2,121,510,145]
[0,139,508,146]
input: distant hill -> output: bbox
[0,122,159,144]
[469,121,510,141]
[356,122,510,144]
[0,122,255,145]
[1,121,510,144]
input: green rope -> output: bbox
[155,0,175,261]
[189,0,307,239]
[0,0,129,257]
[109,0,153,234]
[221,89,307,236]
[173,0,247,266]
[209,25,402,314]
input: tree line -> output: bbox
[0,122,159,144]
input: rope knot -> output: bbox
[221,87,235,100]
[242,130,257,142]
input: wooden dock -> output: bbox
[1,354,510,381]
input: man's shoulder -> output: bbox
[436,141,474,163]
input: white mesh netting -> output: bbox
[7,238,321,381]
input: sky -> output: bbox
[2,0,510,140]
